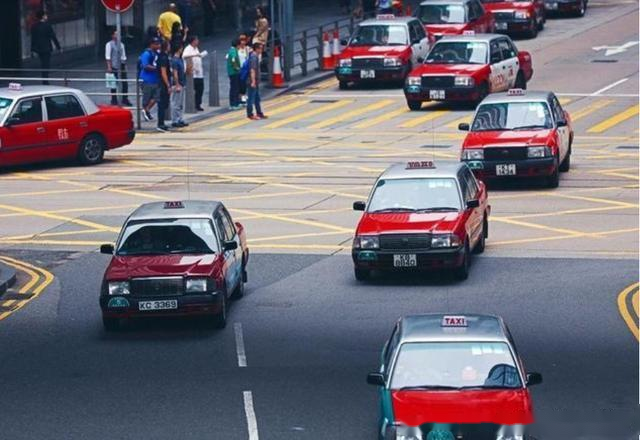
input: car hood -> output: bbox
[482,1,533,11]
[357,212,462,235]
[425,24,468,35]
[105,254,221,280]
[392,389,534,425]
[463,129,554,147]
[341,45,410,58]
[411,63,487,75]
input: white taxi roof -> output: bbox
[359,16,417,27]
[398,314,510,343]
[0,85,99,115]
[480,90,554,105]
[437,33,506,44]
[379,161,467,180]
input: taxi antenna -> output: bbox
[186,147,191,200]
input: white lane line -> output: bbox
[243,391,260,440]
[234,322,247,368]
[591,78,630,96]
[306,93,404,98]
[558,93,638,98]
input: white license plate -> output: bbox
[496,22,508,30]
[360,69,375,79]
[393,254,417,267]
[496,164,517,176]
[429,89,445,100]
[138,300,178,311]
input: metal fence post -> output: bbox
[185,58,196,114]
[135,78,141,130]
[301,30,307,76]
[209,50,220,107]
[317,26,324,71]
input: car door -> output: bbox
[220,207,243,290]
[409,20,429,64]
[214,212,236,296]
[549,95,570,161]
[43,94,89,161]
[462,168,483,245]
[497,38,519,88]
[488,41,506,92]
[0,96,49,166]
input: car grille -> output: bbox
[484,146,528,161]
[352,58,384,69]
[130,277,184,296]
[493,11,514,20]
[379,234,431,251]
[421,76,455,88]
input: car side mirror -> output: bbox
[412,38,421,45]
[100,244,115,255]
[466,199,480,209]
[366,372,385,386]
[458,122,470,131]
[340,38,348,46]
[416,56,424,63]
[4,116,20,127]
[353,201,366,211]
[526,372,543,386]
[223,240,238,251]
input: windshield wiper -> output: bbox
[371,207,417,213]
[417,207,459,212]
[512,125,548,130]
[399,385,461,391]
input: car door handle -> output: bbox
[79,121,88,127]
[36,127,45,133]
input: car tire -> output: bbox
[527,19,538,38]
[576,0,586,16]
[231,274,245,300]
[537,12,545,30]
[102,317,120,332]
[78,134,105,165]
[339,80,348,90]
[515,71,527,90]
[547,156,560,188]
[476,82,489,105]
[211,295,227,329]
[454,242,470,281]
[354,267,371,281]
[473,216,487,254]
[559,150,571,172]
[407,100,422,111]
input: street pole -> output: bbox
[283,0,293,82]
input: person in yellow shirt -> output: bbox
[157,3,182,41]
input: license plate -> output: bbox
[360,69,375,79]
[429,89,445,100]
[393,254,417,268]
[496,164,516,176]
[138,300,178,311]
[496,22,508,30]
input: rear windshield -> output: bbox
[351,24,409,46]
[117,218,219,256]
[426,41,488,64]
[419,4,467,24]
[0,98,13,121]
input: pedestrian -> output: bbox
[226,38,241,110]
[252,6,269,46]
[246,42,267,121]
[105,30,132,107]
[170,21,187,50]
[170,44,189,128]
[182,35,208,111]
[146,26,162,45]
[30,10,61,85]
[237,33,250,105]
[139,37,162,121]
[158,3,182,41]
[157,40,172,132]
[376,0,393,14]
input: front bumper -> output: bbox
[352,248,465,271]
[463,157,556,179]
[495,18,534,33]
[404,85,482,102]
[100,291,224,319]
[544,0,583,12]
[335,65,409,83]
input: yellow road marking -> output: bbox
[249,243,350,250]
[558,97,572,105]
[569,99,613,122]
[0,239,106,246]
[617,282,639,341]
[633,290,639,317]
[231,207,352,233]
[502,204,636,220]
[248,231,348,243]
[0,188,91,199]
[0,228,106,242]
[399,110,449,128]
[352,107,408,129]
[587,105,639,133]
[220,100,311,130]
[0,203,119,233]
[263,100,353,129]
[0,256,54,322]
[446,115,472,129]
[491,226,639,246]
[309,99,395,129]
[490,216,593,237]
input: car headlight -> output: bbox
[353,235,380,249]
[514,10,530,19]
[431,234,462,248]
[454,76,474,87]
[496,424,524,440]
[384,57,403,67]
[395,425,423,440]
[461,148,484,160]
[186,277,209,293]
[339,58,352,67]
[108,281,130,296]
[527,146,551,158]
[406,76,421,86]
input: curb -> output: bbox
[0,262,17,296]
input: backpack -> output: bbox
[239,57,251,82]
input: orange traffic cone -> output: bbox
[322,32,334,70]
[332,28,341,65]
[271,46,285,88]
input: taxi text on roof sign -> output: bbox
[507,88,526,96]
[442,315,468,327]
[406,161,435,170]
[462,30,476,35]
[376,14,396,19]
[164,201,185,209]
[8,83,22,91]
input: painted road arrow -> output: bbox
[592,41,639,56]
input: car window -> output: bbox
[458,172,469,202]
[409,22,418,43]
[383,324,401,378]
[45,94,85,120]
[215,215,229,242]
[11,97,43,125]
[498,38,516,59]
[0,98,13,121]
[490,41,502,63]
[418,4,467,24]
[472,1,485,19]
[463,168,479,200]
[467,3,478,20]
[550,95,565,124]
[220,209,236,239]
[413,21,427,40]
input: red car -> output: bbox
[416,0,496,40]
[0,84,134,168]
[352,161,490,281]
[335,16,432,89]
[404,34,533,109]
[99,200,249,331]
[459,89,573,188]
[481,0,545,38]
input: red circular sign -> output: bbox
[101,0,135,13]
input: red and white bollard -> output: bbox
[322,32,334,70]
[271,46,285,88]
[332,28,341,65]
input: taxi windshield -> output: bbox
[472,102,553,131]
[418,4,467,24]
[390,342,522,390]
[0,97,13,120]
[368,178,462,213]
[117,218,219,256]
[426,42,488,64]
[350,24,408,46]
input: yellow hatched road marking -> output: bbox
[352,106,408,129]
[0,256,54,322]
[633,290,639,317]
[399,110,449,128]
[219,100,310,130]
[309,99,395,129]
[263,100,353,129]
[617,282,639,341]
[569,99,613,122]
[0,203,118,233]
[587,105,639,133]
[446,115,472,129]
[558,97,572,105]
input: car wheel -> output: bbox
[527,19,538,38]
[407,100,422,111]
[515,71,527,90]
[339,80,348,90]
[476,82,489,105]
[78,134,105,165]
[547,156,560,188]
[454,242,470,281]
[354,267,371,281]
[211,295,227,329]
[559,150,571,172]
[473,216,487,254]
[231,274,245,300]
[102,316,120,332]
[576,0,586,16]
[537,12,545,30]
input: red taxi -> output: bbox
[367,314,542,439]
[459,89,573,188]
[352,161,489,281]
[480,0,545,38]
[0,84,134,168]
[416,0,496,40]
[335,16,432,89]
[99,201,249,331]
[404,34,532,109]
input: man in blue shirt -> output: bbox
[139,37,161,121]
[170,45,189,128]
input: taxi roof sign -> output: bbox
[8,83,22,91]
[507,88,526,96]
[376,14,396,19]
[462,30,475,35]
[164,201,185,209]
[442,316,468,327]
[406,160,435,170]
